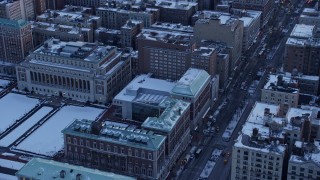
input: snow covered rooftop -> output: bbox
[16,158,136,180]
[234,102,286,154]
[63,119,166,151]
[114,74,176,103]
[193,11,239,25]
[234,134,286,155]
[171,68,211,97]
[142,98,190,132]
[263,73,299,93]
[37,10,100,26]
[192,47,215,56]
[138,29,193,46]
[151,22,193,33]
[156,0,197,10]
[290,24,315,39]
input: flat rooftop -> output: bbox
[194,11,238,25]
[156,0,197,10]
[33,39,117,63]
[234,102,286,154]
[138,29,193,46]
[290,24,315,39]
[263,73,299,93]
[114,74,176,103]
[16,158,136,180]
[151,22,193,33]
[62,119,166,151]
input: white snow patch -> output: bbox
[0,79,10,87]
[0,93,39,133]
[0,107,53,147]
[0,158,25,170]
[0,173,16,180]
[15,106,104,156]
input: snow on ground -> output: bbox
[15,105,104,156]
[0,107,53,147]
[0,93,39,133]
[0,79,10,87]
[0,173,16,180]
[0,158,25,170]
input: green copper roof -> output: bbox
[0,18,29,28]
[171,68,210,97]
[62,119,166,151]
[142,98,190,133]
[16,158,136,180]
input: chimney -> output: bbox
[252,128,259,137]
[91,121,102,135]
[301,116,312,143]
[277,75,283,86]
[60,170,66,178]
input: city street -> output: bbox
[178,3,301,179]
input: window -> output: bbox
[148,169,153,177]
[80,139,83,146]
[86,140,90,147]
[114,146,118,153]
[148,153,152,160]
[107,145,111,151]
[67,137,71,143]
[93,142,97,149]
[135,150,139,157]
[73,138,77,145]
[142,151,145,158]
[100,143,104,150]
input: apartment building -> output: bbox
[171,68,216,131]
[66,0,107,7]
[96,5,159,29]
[136,28,195,80]
[190,47,217,75]
[33,9,101,46]
[95,27,121,46]
[16,158,136,180]
[150,22,193,33]
[194,12,243,71]
[288,141,320,180]
[0,18,33,75]
[284,24,320,76]
[31,22,91,46]
[121,20,143,49]
[0,0,34,20]
[299,4,320,27]
[155,1,198,25]
[231,102,287,180]
[261,73,300,107]
[232,0,274,27]
[16,38,132,103]
[233,9,261,52]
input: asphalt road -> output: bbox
[178,3,301,179]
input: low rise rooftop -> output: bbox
[137,28,193,46]
[62,119,166,151]
[263,73,299,94]
[114,74,176,103]
[16,158,136,180]
[151,22,193,33]
[290,24,315,39]
[156,0,197,10]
